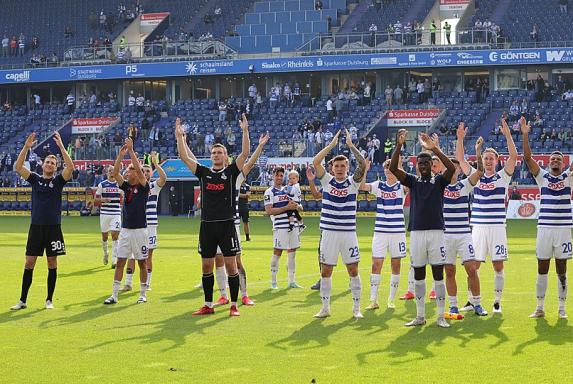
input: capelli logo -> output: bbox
[5,71,30,82]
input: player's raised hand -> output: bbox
[344,128,353,146]
[53,131,64,149]
[364,158,371,172]
[306,165,316,181]
[456,122,467,140]
[419,133,435,150]
[124,137,134,150]
[259,132,270,146]
[24,132,37,149]
[519,116,530,135]
[396,129,407,146]
[327,130,341,148]
[239,113,249,131]
[430,133,440,149]
[151,150,159,165]
[500,118,510,136]
[175,117,182,134]
[475,136,484,151]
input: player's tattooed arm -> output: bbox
[243,132,270,176]
[455,122,472,176]
[15,132,34,180]
[346,129,366,183]
[358,159,372,192]
[520,116,540,176]
[235,113,251,171]
[313,130,340,179]
[53,131,74,181]
[151,151,167,187]
[389,129,408,183]
[500,117,517,176]
[468,136,484,186]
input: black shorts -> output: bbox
[26,224,66,257]
[199,220,240,258]
[238,206,250,223]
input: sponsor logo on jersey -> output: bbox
[478,182,495,190]
[381,191,398,199]
[548,181,565,190]
[206,183,225,191]
[329,186,348,197]
[444,189,461,198]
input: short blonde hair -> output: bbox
[483,147,499,158]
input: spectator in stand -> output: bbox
[563,89,573,100]
[10,36,17,56]
[128,92,136,111]
[530,24,539,42]
[99,11,107,30]
[141,118,150,139]
[127,122,138,142]
[283,83,293,104]
[32,94,41,109]
[74,136,83,160]
[416,79,424,103]
[315,0,323,10]
[550,128,559,140]
[135,93,145,112]
[113,132,123,157]
[384,85,393,106]
[532,111,543,126]
[226,126,236,154]
[561,128,570,141]
[64,26,73,38]
[509,100,520,121]
[66,92,76,114]
[394,85,403,105]
[326,97,335,122]
[509,186,521,200]
[31,36,39,50]
[2,36,8,57]
[218,100,227,122]
[214,6,222,18]
[204,131,214,154]
[363,82,372,105]
[408,78,417,102]
[540,129,549,143]
[369,23,378,46]
[18,34,25,56]
[248,83,257,100]
[560,0,568,13]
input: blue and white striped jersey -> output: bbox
[96,180,122,216]
[470,169,511,226]
[146,181,163,227]
[534,169,572,228]
[444,178,473,234]
[367,180,405,234]
[318,173,359,232]
[264,186,291,229]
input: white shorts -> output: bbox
[118,228,149,260]
[372,232,407,259]
[472,225,508,262]
[444,233,477,265]
[537,227,573,260]
[216,224,242,255]
[410,230,446,267]
[273,228,300,250]
[148,226,158,250]
[100,215,121,233]
[319,230,360,266]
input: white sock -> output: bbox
[473,294,482,306]
[558,273,568,310]
[389,273,400,301]
[494,270,505,303]
[370,273,381,302]
[239,268,247,297]
[140,283,147,298]
[320,277,332,312]
[271,255,280,285]
[287,251,296,284]
[146,271,152,287]
[101,240,108,255]
[408,267,415,293]
[467,289,474,305]
[435,280,446,317]
[112,280,121,300]
[216,266,228,298]
[414,280,426,319]
[449,295,458,308]
[350,275,362,312]
[536,273,548,310]
[125,272,133,287]
[111,240,118,262]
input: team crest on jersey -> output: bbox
[430,177,436,184]
[221,173,227,180]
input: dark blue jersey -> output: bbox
[27,173,67,225]
[402,173,449,231]
[120,181,150,229]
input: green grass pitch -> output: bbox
[1,216,572,383]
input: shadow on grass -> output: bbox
[160,290,201,303]
[453,314,509,349]
[251,288,289,304]
[0,308,44,324]
[513,318,573,355]
[84,311,228,352]
[267,317,357,351]
[59,266,109,279]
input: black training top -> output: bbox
[196,162,241,222]
[120,181,150,229]
[27,172,68,225]
[402,173,449,231]
[238,183,250,209]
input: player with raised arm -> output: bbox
[122,151,166,291]
[456,119,517,314]
[313,129,367,319]
[360,158,408,310]
[264,167,302,289]
[176,114,250,317]
[521,117,572,319]
[389,129,455,328]
[103,138,150,305]
[307,166,325,291]
[94,166,122,267]
[443,134,488,317]
[11,132,73,310]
